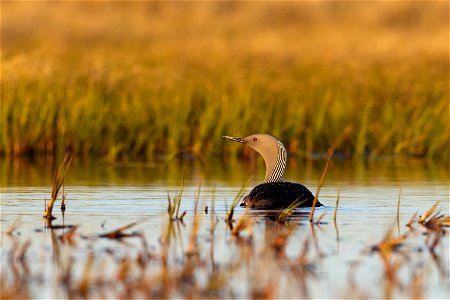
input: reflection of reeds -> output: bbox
[6,218,21,236]
[58,226,78,245]
[3,189,449,298]
[231,208,252,238]
[98,222,141,239]
[186,184,202,257]
[351,202,450,298]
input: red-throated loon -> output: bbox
[223,134,322,209]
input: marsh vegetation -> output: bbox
[1,2,448,160]
[1,2,449,299]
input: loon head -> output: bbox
[223,133,279,156]
[223,133,287,182]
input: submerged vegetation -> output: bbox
[1,2,448,160]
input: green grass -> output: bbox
[1,2,448,160]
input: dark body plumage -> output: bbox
[240,182,322,209]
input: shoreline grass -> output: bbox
[1,2,448,161]
[2,64,447,161]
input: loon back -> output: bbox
[240,182,322,209]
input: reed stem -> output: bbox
[43,154,73,220]
[333,185,341,222]
[309,126,352,222]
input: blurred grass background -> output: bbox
[1,1,448,161]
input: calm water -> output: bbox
[1,157,449,299]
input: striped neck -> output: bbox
[263,140,287,183]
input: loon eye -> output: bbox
[253,138,258,141]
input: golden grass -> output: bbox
[1,2,448,160]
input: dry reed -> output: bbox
[333,185,340,222]
[309,126,352,222]
[225,177,250,226]
[43,154,73,220]
[167,175,186,222]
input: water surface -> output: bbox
[1,157,449,298]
